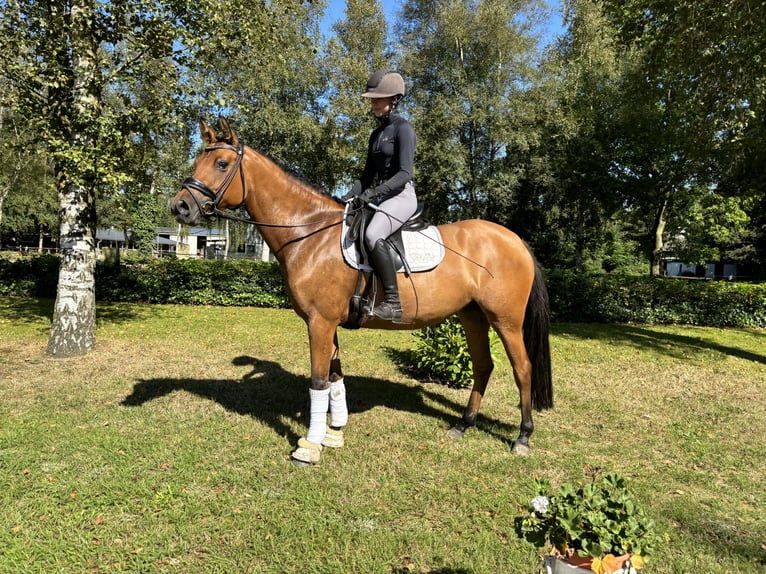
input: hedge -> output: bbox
[1,255,764,328]
[0,255,290,308]
[546,270,766,328]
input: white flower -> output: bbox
[531,495,550,514]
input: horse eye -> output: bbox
[215,159,229,170]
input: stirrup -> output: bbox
[374,301,402,322]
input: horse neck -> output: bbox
[241,147,341,257]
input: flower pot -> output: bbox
[543,556,592,574]
[543,555,632,574]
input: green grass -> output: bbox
[1,297,764,573]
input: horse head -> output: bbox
[170,117,245,225]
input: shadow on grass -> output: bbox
[0,297,163,325]
[121,355,518,448]
[555,323,766,365]
[0,296,54,323]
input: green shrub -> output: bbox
[0,254,59,298]
[547,271,766,328]
[96,258,290,308]
[2,254,763,328]
[411,316,473,387]
[410,316,502,388]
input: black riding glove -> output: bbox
[359,188,378,204]
[341,181,364,202]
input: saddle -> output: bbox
[341,202,444,274]
[340,201,445,329]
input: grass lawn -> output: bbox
[1,297,764,573]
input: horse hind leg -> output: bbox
[491,322,534,456]
[448,304,494,440]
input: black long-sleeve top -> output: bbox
[351,111,416,202]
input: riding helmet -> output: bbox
[362,70,405,98]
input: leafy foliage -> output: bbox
[547,270,766,328]
[96,258,290,308]
[410,316,474,388]
[0,254,59,298]
[2,254,763,329]
[515,472,661,561]
[408,316,501,388]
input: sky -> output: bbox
[320,0,566,46]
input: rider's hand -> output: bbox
[359,188,377,203]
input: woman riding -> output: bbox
[342,70,417,323]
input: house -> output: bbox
[96,228,177,257]
[664,260,739,280]
[158,225,271,261]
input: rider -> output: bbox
[343,70,417,323]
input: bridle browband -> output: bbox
[181,140,347,228]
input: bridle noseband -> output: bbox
[182,141,246,220]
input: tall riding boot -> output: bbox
[371,239,402,322]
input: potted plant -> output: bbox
[515,471,661,574]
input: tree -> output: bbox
[0,0,287,356]
[525,0,625,271]
[599,0,766,275]
[0,107,58,248]
[323,0,391,193]
[398,0,542,224]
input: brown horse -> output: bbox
[170,118,552,465]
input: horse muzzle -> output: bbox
[169,191,207,225]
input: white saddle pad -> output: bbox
[341,206,445,273]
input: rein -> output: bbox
[182,141,345,229]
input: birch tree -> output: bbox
[0,0,290,356]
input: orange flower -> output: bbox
[590,554,622,574]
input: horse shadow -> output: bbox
[121,355,517,447]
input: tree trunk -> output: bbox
[650,193,670,277]
[47,0,99,357]
[47,183,97,356]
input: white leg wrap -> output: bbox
[306,388,330,444]
[329,378,348,428]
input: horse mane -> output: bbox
[237,140,342,204]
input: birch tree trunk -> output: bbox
[47,0,99,357]
[649,193,669,277]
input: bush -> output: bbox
[546,271,766,328]
[2,254,763,328]
[96,258,290,308]
[410,316,501,388]
[0,253,59,298]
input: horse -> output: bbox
[170,117,553,465]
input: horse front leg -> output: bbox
[324,331,347,448]
[291,319,343,466]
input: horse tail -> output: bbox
[523,253,553,411]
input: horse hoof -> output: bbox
[447,426,465,440]
[511,442,531,456]
[291,438,322,465]
[322,427,344,449]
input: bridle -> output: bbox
[182,141,247,222]
[181,140,348,228]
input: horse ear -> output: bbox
[199,118,217,146]
[218,116,239,147]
